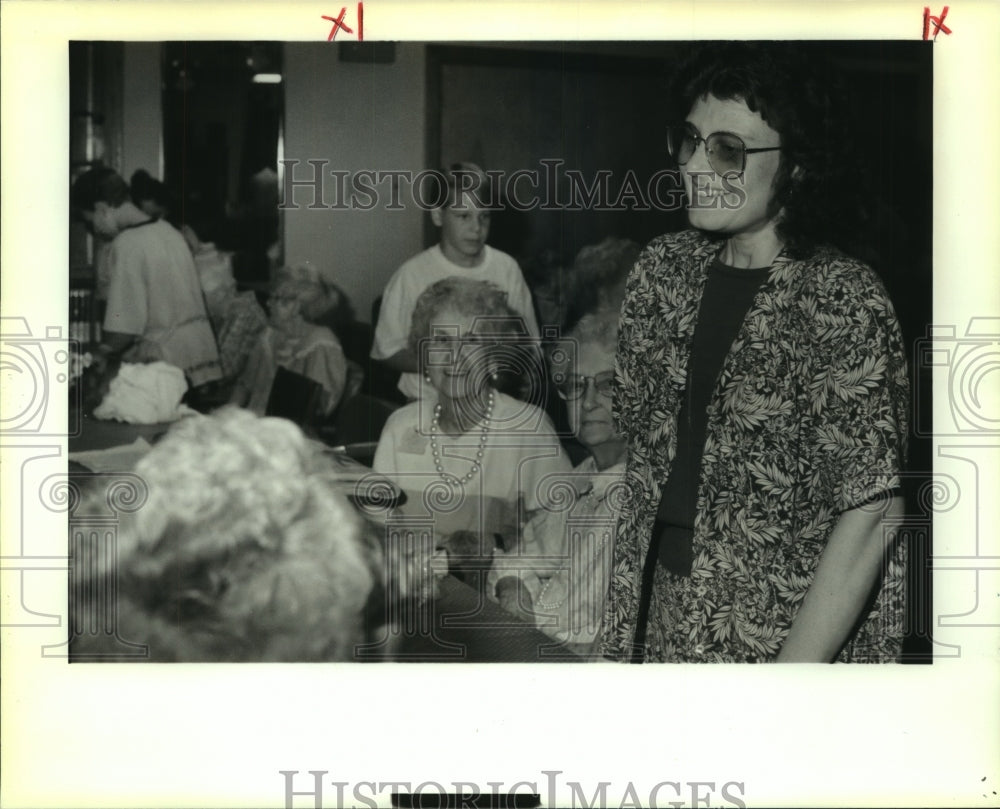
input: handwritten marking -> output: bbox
[323,4,363,42]
[323,7,353,41]
[923,6,952,40]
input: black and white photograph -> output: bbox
[64,37,934,665]
[2,2,998,807]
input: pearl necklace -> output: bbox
[429,391,494,487]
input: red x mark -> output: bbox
[923,6,951,40]
[323,7,353,41]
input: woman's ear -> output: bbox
[430,206,444,228]
[791,165,805,181]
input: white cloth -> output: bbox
[489,457,625,648]
[371,245,540,399]
[93,362,196,424]
[372,390,571,538]
[103,220,222,387]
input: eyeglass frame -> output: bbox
[667,122,782,177]
[554,371,615,401]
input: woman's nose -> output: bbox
[581,379,601,409]
[685,137,714,175]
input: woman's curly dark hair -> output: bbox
[671,42,868,259]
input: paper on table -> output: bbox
[68,437,155,473]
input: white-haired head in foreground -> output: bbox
[70,407,394,662]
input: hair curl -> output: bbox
[671,42,864,258]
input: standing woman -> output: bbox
[604,44,910,663]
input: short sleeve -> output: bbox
[806,266,909,512]
[500,259,541,338]
[371,269,414,360]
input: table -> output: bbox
[69,412,174,454]
[67,411,580,662]
[358,576,581,663]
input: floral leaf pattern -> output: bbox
[603,230,910,663]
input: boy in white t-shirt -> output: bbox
[371,163,540,399]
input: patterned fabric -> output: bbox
[233,324,347,418]
[212,291,269,381]
[602,230,910,663]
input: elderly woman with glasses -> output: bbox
[230,262,348,420]
[372,276,571,555]
[604,43,910,663]
[488,310,626,657]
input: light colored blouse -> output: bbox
[233,323,347,418]
[489,457,626,650]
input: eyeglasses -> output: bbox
[554,371,615,401]
[667,123,781,177]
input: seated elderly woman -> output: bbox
[68,407,434,661]
[230,262,348,422]
[372,277,572,561]
[189,231,269,385]
[488,310,626,657]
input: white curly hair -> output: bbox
[71,407,387,661]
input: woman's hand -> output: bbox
[495,576,535,621]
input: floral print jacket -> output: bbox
[602,230,910,663]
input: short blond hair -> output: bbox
[273,262,340,322]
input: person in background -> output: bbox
[185,225,269,387]
[489,310,626,657]
[230,262,348,421]
[563,237,642,333]
[373,277,570,557]
[68,408,431,662]
[70,167,222,393]
[605,43,909,663]
[130,168,176,222]
[371,163,541,401]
